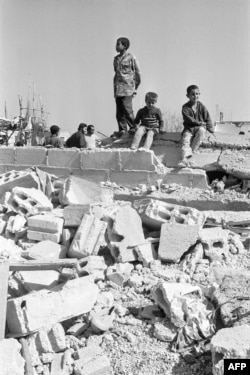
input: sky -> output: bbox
[0,0,249,136]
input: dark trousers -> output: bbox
[115,95,134,132]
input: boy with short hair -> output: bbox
[84,125,101,149]
[179,84,214,166]
[113,37,141,137]
[45,125,64,148]
[130,92,164,150]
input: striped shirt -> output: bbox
[113,52,141,97]
[135,106,164,130]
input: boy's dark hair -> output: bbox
[87,124,95,133]
[186,85,199,95]
[117,37,130,50]
[50,125,60,135]
[78,123,87,131]
[145,92,158,101]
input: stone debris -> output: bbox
[7,187,53,216]
[158,222,200,262]
[1,158,250,375]
[0,338,25,375]
[211,325,250,375]
[133,198,206,230]
[7,276,99,335]
[27,213,64,243]
[68,214,107,259]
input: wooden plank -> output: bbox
[0,258,9,340]
[9,259,78,272]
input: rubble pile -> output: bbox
[0,168,250,375]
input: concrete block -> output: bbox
[213,272,250,327]
[68,214,107,259]
[104,205,145,262]
[59,175,102,206]
[211,325,250,375]
[50,350,73,375]
[163,168,209,189]
[61,228,76,250]
[0,147,15,165]
[7,187,53,216]
[158,222,200,262]
[120,149,160,172]
[16,147,46,166]
[47,148,81,169]
[0,338,25,375]
[28,240,67,259]
[18,270,60,291]
[134,241,157,266]
[154,144,182,167]
[63,204,90,227]
[218,149,250,179]
[80,255,107,280]
[133,198,206,230]
[0,170,40,198]
[106,262,134,286]
[199,227,244,262]
[187,149,221,170]
[7,276,99,335]
[27,214,64,243]
[110,170,159,188]
[81,149,119,170]
[6,214,27,233]
[74,344,112,375]
[27,323,66,355]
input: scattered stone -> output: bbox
[158,222,200,262]
[27,214,64,243]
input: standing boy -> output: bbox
[113,37,141,137]
[130,92,164,150]
[179,84,214,166]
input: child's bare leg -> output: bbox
[131,126,146,149]
[192,127,206,153]
[143,129,154,150]
[181,131,192,159]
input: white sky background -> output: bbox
[0,0,249,136]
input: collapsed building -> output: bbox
[0,123,250,375]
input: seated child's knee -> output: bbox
[198,127,206,135]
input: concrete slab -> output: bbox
[68,214,107,259]
[0,338,25,375]
[218,149,250,179]
[7,276,99,336]
[158,222,200,262]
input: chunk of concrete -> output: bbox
[68,214,107,259]
[0,338,25,375]
[211,325,250,375]
[106,262,134,287]
[0,169,40,199]
[7,187,53,216]
[133,198,206,230]
[18,270,60,291]
[158,222,200,262]
[59,175,102,206]
[199,227,245,262]
[74,344,112,375]
[27,240,67,260]
[104,205,145,262]
[213,272,250,327]
[7,276,99,335]
[50,350,73,375]
[27,214,64,244]
[134,241,157,266]
[63,204,90,227]
[79,255,107,280]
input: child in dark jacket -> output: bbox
[179,84,214,166]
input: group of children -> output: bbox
[46,36,215,164]
[45,123,100,150]
[113,37,215,165]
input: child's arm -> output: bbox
[203,107,214,133]
[134,109,142,130]
[157,109,165,133]
[133,57,141,90]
